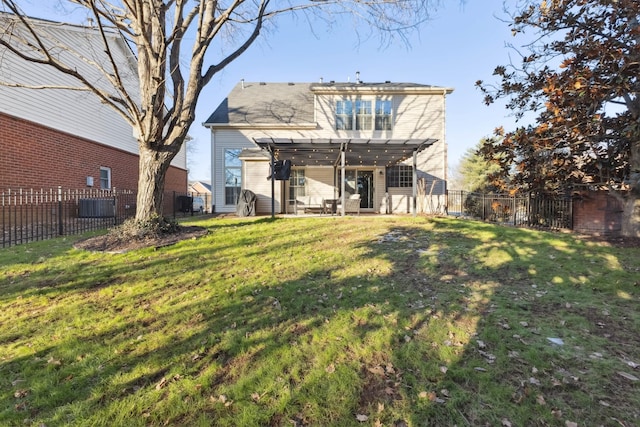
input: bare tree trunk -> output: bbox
[135,145,172,223]
[620,140,640,236]
[620,196,640,237]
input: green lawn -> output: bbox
[1,216,639,426]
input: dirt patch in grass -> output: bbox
[73,225,208,253]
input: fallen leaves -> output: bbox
[155,374,182,390]
[211,394,233,407]
[418,391,446,404]
[617,371,639,382]
[47,356,62,366]
[13,389,29,398]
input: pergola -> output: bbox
[253,137,438,217]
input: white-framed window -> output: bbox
[99,167,111,190]
[336,98,392,130]
[375,100,393,130]
[336,100,353,130]
[386,165,413,187]
[355,99,372,130]
[224,149,242,205]
[289,169,306,199]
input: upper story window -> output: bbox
[336,100,353,130]
[375,100,393,130]
[355,99,372,130]
[336,98,392,131]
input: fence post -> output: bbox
[461,191,465,217]
[482,193,486,221]
[113,187,118,227]
[57,186,63,236]
[513,195,517,226]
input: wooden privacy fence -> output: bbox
[445,191,573,231]
[1,188,211,248]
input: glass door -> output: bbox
[358,171,374,209]
[341,169,374,210]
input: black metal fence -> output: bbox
[446,190,573,230]
[1,187,211,248]
[2,186,573,248]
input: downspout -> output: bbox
[270,148,275,218]
[341,150,346,216]
[442,89,448,191]
[210,130,216,213]
[413,149,418,217]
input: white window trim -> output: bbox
[99,166,111,190]
[224,149,242,205]
[336,97,393,131]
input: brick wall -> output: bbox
[573,191,622,235]
[0,112,187,193]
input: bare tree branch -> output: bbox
[1,0,446,225]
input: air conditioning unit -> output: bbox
[78,198,115,218]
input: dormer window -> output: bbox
[336,98,392,131]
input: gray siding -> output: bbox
[0,17,186,169]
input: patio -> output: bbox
[253,137,438,217]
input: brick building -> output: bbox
[0,14,187,194]
[572,191,623,235]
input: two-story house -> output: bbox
[0,14,187,193]
[204,78,453,215]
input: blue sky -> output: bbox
[16,0,530,181]
[188,0,527,180]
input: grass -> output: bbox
[1,215,639,426]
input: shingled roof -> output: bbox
[204,82,315,126]
[204,81,453,127]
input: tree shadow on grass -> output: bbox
[1,217,639,426]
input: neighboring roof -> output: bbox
[188,181,212,192]
[203,80,454,127]
[253,137,437,168]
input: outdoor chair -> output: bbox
[337,194,361,215]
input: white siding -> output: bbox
[394,95,444,139]
[375,168,386,213]
[208,88,449,215]
[303,167,336,199]
[243,159,282,214]
[312,92,445,141]
[210,130,257,213]
[388,188,413,214]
